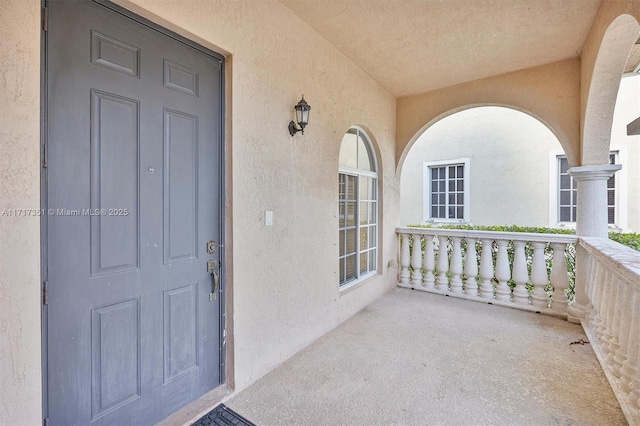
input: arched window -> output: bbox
[338,128,378,287]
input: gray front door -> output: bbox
[46,1,224,424]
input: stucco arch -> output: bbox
[581,14,640,165]
[397,103,565,176]
[396,59,580,174]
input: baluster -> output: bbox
[550,242,570,313]
[479,239,494,299]
[449,237,463,294]
[601,273,620,369]
[464,238,479,296]
[530,242,548,309]
[423,235,435,289]
[620,291,639,398]
[494,240,511,302]
[589,261,604,332]
[399,233,410,285]
[583,253,597,323]
[596,270,613,359]
[410,234,423,288]
[436,235,449,291]
[611,281,628,379]
[511,240,529,305]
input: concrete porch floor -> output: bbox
[226,288,626,425]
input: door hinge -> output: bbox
[43,281,48,305]
[42,7,48,32]
[42,142,47,169]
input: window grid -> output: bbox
[430,164,464,220]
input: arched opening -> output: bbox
[399,106,566,228]
[582,14,640,165]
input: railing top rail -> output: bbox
[579,237,640,289]
[396,226,578,244]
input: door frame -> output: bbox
[40,0,231,422]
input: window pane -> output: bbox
[572,207,577,221]
[345,254,356,282]
[457,165,463,177]
[449,193,455,204]
[431,168,438,179]
[559,157,569,173]
[339,202,345,227]
[449,180,455,192]
[339,131,358,169]
[346,228,356,255]
[456,206,464,218]
[607,176,615,189]
[439,194,445,204]
[439,181,445,192]
[439,167,445,179]
[369,226,377,249]
[431,206,439,218]
[457,179,463,191]
[360,251,368,274]
[359,177,368,200]
[574,190,578,204]
[346,175,357,200]
[370,202,377,225]
[339,258,345,285]
[560,207,571,222]
[360,227,368,250]
[439,206,445,218]
[457,193,463,204]
[448,206,455,219]
[607,190,615,206]
[431,194,438,204]
[359,202,368,225]
[339,230,345,256]
[369,250,377,271]
[608,207,615,224]
[560,175,571,189]
[356,134,373,172]
[431,180,438,192]
[560,191,570,205]
[338,174,346,200]
[346,202,356,226]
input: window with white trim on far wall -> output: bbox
[423,158,470,223]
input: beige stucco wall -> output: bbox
[0,1,42,425]
[400,107,563,227]
[396,59,581,170]
[0,0,399,422]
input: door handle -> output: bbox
[207,259,219,302]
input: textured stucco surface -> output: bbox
[0,1,42,424]
[116,0,399,393]
[399,107,563,228]
[280,0,600,98]
[396,59,581,170]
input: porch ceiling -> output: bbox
[280,0,602,97]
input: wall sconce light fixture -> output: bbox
[288,95,311,136]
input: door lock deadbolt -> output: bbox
[207,240,219,254]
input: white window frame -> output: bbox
[422,158,470,224]
[338,128,378,290]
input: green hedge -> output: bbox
[407,224,640,252]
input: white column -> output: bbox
[494,240,511,302]
[423,235,436,289]
[410,234,423,288]
[399,233,410,285]
[530,242,549,309]
[464,238,479,296]
[436,236,449,291]
[449,237,463,293]
[511,241,529,305]
[568,164,620,321]
[550,242,570,313]
[479,239,494,299]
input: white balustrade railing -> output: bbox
[579,237,640,424]
[396,227,578,316]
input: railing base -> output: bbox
[582,322,639,425]
[397,283,568,320]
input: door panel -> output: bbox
[46,1,224,424]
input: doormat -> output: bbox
[191,403,256,426]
